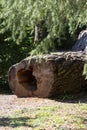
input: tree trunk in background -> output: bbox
[34,25,39,44]
[8,52,87,98]
[34,21,47,44]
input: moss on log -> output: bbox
[8,52,87,97]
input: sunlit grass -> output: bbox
[0,103,87,130]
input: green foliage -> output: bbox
[0,0,87,54]
[0,28,34,91]
[83,56,87,79]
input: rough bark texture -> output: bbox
[72,29,87,51]
[8,52,87,98]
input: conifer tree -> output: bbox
[0,0,87,54]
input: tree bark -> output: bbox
[34,21,47,44]
[8,52,87,98]
[34,25,39,44]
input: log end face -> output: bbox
[8,62,53,98]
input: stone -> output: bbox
[72,29,87,52]
[8,52,87,98]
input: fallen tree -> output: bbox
[8,52,87,97]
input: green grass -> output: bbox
[0,103,87,130]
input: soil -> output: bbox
[0,94,59,116]
[0,92,87,115]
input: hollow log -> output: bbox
[8,52,87,98]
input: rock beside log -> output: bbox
[8,52,87,98]
[72,29,87,51]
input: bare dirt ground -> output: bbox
[0,93,87,115]
[0,94,59,116]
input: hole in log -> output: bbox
[17,67,37,91]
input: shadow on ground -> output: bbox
[0,116,36,128]
[51,91,87,104]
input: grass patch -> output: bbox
[0,103,87,130]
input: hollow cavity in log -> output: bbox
[17,68,37,92]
